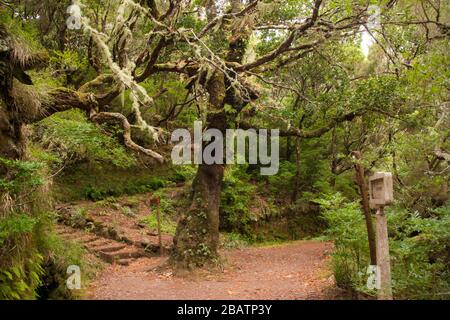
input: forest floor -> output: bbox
[85,240,342,300]
[56,192,344,300]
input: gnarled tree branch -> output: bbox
[90,111,164,164]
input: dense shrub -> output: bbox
[84,177,167,201]
[220,167,257,236]
[0,158,48,299]
[169,165,197,184]
[36,232,101,300]
[0,157,101,299]
[34,110,136,169]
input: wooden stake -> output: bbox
[376,206,393,300]
[155,197,163,256]
[353,151,377,265]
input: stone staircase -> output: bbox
[56,224,148,266]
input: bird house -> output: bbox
[369,172,394,209]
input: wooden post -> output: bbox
[155,197,163,256]
[375,206,393,300]
[369,172,394,300]
[353,151,377,265]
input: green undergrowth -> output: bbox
[34,110,137,169]
[220,232,311,250]
[53,164,196,202]
[142,213,177,236]
[219,165,325,243]
[36,230,103,300]
[141,189,186,236]
[316,193,450,300]
[0,156,102,300]
[0,157,49,300]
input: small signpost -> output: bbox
[369,172,394,300]
[154,196,164,257]
[150,196,164,257]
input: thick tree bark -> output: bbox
[172,72,227,268]
[0,23,94,170]
[0,34,25,163]
[0,103,26,166]
[171,1,251,268]
[171,163,225,268]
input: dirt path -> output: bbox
[86,241,338,300]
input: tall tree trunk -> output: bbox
[171,73,227,269]
[171,163,225,268]
[171,0,252,269]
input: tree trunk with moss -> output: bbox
[171,0,256,268]
[0,24,92,166]
[0,26,24,164]
[172,163,225,268]
[172,72,228,268]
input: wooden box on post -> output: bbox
[369,172,393,209]
[368,172,394,300]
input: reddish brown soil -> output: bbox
[86,241,340,300]
[58,193,174,250]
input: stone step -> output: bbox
[97,248,143,263]
[64,233,99,244]
[55,227,78,237]
[89,239,114,248]
[56,224,148,265]
[92,244,127,253]
[80,235,101,244]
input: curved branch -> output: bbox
[90,111,164,164]
[14,85,95,123]
[280,108,367,138]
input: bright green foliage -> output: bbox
[317,193,450,299]
[315,194,371,292]
[0,158,44,193]
[49,50,89,74]
[143,213,177,236]
[35,110,136,168]
[220,232,252,249]
[83,177,166,201]
[266,161,296,193]
[0,214,37,246]
[0,252,44,300]
[388,205,450,299]
[220,167,258,236]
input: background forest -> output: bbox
[0,0,448,300]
